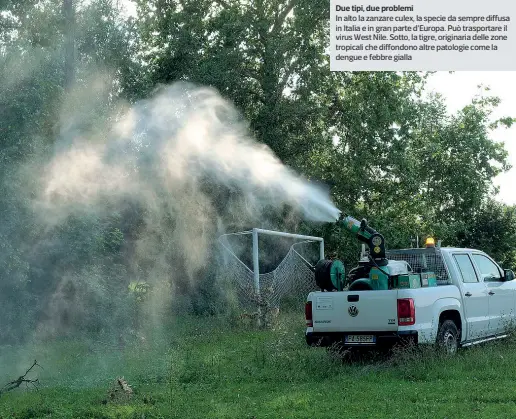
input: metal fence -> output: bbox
[386,248,451,285]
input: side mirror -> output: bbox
[504,269,515,281]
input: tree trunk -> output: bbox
[63,0,75,90]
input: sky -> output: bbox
[118,2,515,205]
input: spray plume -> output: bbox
[40,82,340,224]
[28,82,340,337]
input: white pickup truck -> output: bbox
[305,246,516,354]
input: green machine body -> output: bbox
[394,274,422,289]
[369,266,390,290]
[420,272,437,287]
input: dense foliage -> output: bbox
[0,0,514,343]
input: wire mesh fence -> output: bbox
[386,248,451,285]
[216,233,319,315]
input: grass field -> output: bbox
[2,313,516,418]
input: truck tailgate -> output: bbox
[311,290,399,332]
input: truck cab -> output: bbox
[305,246,516,354]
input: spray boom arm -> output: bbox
[337,214,386,262]
[314,213,388,291]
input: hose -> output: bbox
[368,254,391,278]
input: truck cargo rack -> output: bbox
[386,247,451,286]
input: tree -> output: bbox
[133,0,332,163]
[0,0,139,343]
[1,0,514,343]
[404,92,511,224]
[454,200,516,269]
[63,0,75,89]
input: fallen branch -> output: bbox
[0,360,42,396]
[104,377,133,404]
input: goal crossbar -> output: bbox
[252,228,324,294]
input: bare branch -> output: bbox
[213,0,231,9]
[271,0,297,34]
[279,62,297,92]
[0,360,42,396]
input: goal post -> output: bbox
[217,227,324,326]
[251,228,324,295]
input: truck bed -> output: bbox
[309,289,399,333]
[306,284,462,347]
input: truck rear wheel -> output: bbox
[436,320,459,355]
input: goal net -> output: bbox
[217,229,324,317]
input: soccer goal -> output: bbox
[217,228,324,323]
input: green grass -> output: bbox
[2,314,516,418]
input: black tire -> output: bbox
[306,335,323,347]
[436,319,459,355]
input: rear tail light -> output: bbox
[397,298,415,326]
[305,301,313,327]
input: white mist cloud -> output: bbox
[30,81,340,332]
[38,82,340,226]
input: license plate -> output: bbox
[345,335,376,344]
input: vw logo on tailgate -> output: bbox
[348,305,358,317]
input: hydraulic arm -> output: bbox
[314,213,438,292]
[337,214,387,266]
